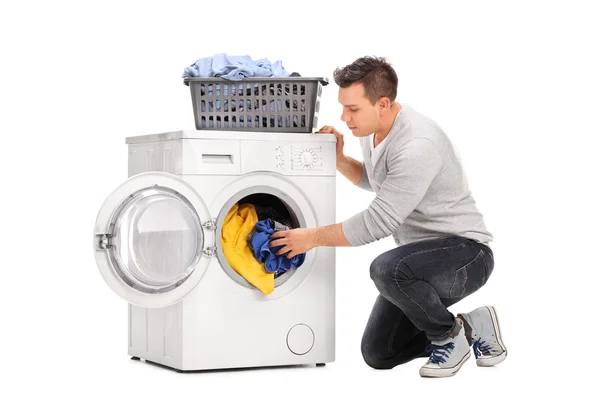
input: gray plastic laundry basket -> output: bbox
[183,77,328,133]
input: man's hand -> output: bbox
[268,228,317,259]
[269,224,352,258]
[316,125,345,161]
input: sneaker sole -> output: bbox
[476,306,507,367]
[419,351,471,378]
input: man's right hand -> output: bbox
[316,126,345,161]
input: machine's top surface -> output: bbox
[125,130,337,144]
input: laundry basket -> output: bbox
[183,77,328,133]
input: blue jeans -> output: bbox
[361,236,494,369]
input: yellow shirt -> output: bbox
[221,203,274,295]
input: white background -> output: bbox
[1,0,598,398]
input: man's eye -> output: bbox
[350,109,358,112]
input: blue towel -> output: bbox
[183,53,291,80]
[248,219,306,273]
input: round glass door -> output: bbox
[108,186,203,293]
[94,171,213,308]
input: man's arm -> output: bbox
[314,223,352,246]
[338,155,374,192]
[337,155,363,185]
[270,139,443,255]
[316,126,373,191]
[341,138,444,246]
[269,223,351,259]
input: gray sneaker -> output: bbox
[419,318,471,378]
[458,306,507,367]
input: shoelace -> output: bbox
[472,338,493,359]
[425,342,455,364]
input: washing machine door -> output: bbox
[93,171,214,308]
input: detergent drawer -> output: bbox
[181,139,241,175]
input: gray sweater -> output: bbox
[341,104,493,246]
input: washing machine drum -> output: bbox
[221,201,305,294]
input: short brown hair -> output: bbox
[333,56,398,105]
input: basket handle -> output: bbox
[183,77,330,86]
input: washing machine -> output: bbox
[93,130,337,371]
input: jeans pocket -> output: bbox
[449,249,486,298]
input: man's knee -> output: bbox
[361,338,415,370]
[369,253,393,284]
[361,338,394,370]
[369,251,414,289]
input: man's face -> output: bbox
[338,83,380,137]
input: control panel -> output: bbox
[241,141,335,176]
[275,145,324,171]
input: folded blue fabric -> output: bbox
[248,219,305,273]
[183,53,291,80]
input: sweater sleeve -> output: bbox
[355,162,374,192]
[341,138,443,246]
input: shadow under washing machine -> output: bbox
[93,130,337,371]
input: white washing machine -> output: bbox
[93,130,337,371]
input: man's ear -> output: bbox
[378,97,391,114]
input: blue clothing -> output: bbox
[196,83,303,128]
[183,56,303,129]
[182,53,291,80]
[199,116,301,129]
[248,219,305,273]
[197,84,305,113]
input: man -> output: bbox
[269,56,507,378]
